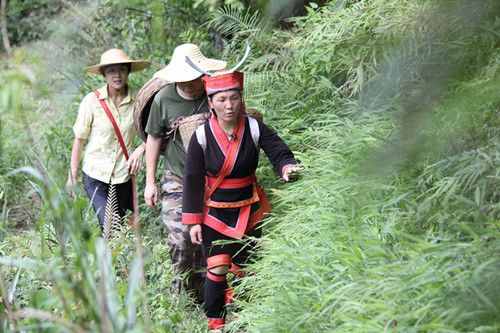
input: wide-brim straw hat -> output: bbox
[86,48,150,74]
[154,43,226,83]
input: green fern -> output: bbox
[207,5,263,42]
[103,184,124,241]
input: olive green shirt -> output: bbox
[145,83,208,178]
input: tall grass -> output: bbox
[208,1,500,332]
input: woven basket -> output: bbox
[175,112,211,151]
[133,76,170,142]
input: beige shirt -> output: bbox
[73,85,136,184]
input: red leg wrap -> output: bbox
[208,317,225,330]
[207,270,227,282]
[207,254,231,269]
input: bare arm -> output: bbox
[66,138,86,197]
[127,142,146,175]
[69,137,86,184]
[144,135,162,207]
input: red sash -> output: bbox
[94,90,139,227]
[204,115,245,200]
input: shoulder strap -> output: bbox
[248,116,260,149]
[195,124,207,152]
[94,90,129,160]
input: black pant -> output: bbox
[202,225,262,319]
[82,172,133,227]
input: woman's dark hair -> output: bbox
[100,63,132,76]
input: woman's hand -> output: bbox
[189,225,203,245]
[282,164,302,182]
[66,172,77,199]
[128,145,145,175]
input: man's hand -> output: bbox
[189,224,203,244]
[144,182,158,207]
[145,135,162,208]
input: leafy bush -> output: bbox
[4,0,67,47]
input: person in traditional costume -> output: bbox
[143,44,227,301]
[67,49,150,231]
[181,64,301,331]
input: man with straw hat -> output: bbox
[68,48,149,235]
[143,44,226,301]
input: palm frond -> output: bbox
[207,5,263,42]
[103,184,124,241]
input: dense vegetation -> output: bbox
[1,0,500,332]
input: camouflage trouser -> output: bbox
[161,171,205,302]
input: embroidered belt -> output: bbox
[205,175,260,209]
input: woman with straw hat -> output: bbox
[67,48,150,232]
[181,65,300,330]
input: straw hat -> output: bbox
[86,48,150,74]
[154,43,226,83]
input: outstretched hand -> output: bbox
[282,164,302,182]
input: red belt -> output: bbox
[206,175,256,189]
[205,175,259,209]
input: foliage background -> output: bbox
[1,0,500,332]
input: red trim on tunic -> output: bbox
[209,117,227,158]
[205,205,251,239]
[247,185,272,231]
[182,212,203,225]
[206,271,226,282]
[207,254,231,269]
[208,115,245,159]
[201,181,270,238]
[205,116,245,201]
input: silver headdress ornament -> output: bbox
[185,43,251,77]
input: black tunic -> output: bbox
[182,114,296,239]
